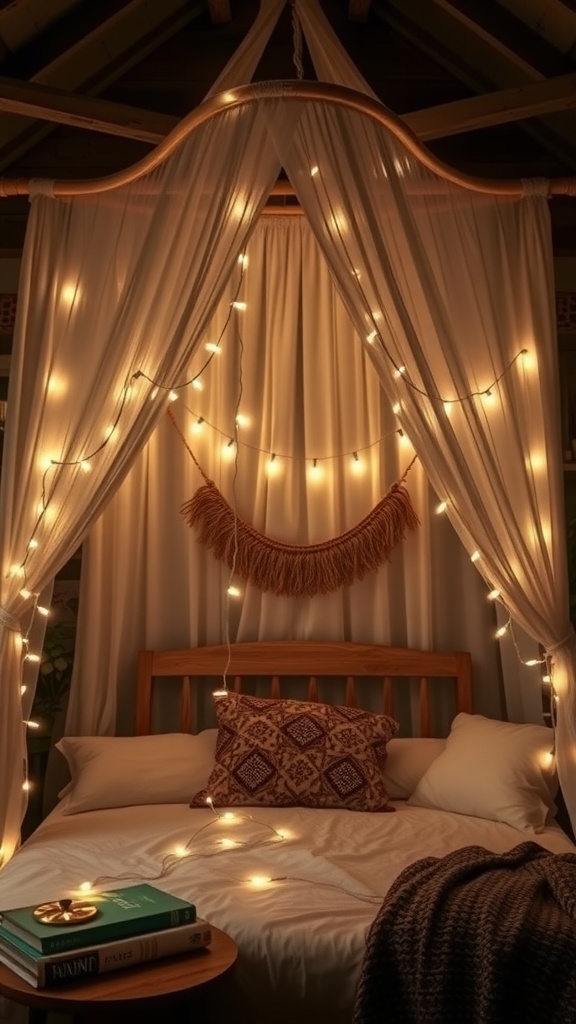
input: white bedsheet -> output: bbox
[0,801,573,1024]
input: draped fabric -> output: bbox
[63,219,503,755]
[1,0,573,861]
[0,103,283,862]
[267,0,576,829]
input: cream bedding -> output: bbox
[0,800,573,1024]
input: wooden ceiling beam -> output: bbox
[374,0,576,170]
[0,69,575,153]
[0,76,179,145]
[0,0,205,173]
[207,0,232,23]
[404,72,576,140]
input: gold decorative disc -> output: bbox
[33,899,98,925]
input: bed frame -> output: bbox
[135,641,473,738]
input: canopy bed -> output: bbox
[0,639,574,1024]
[1,0,576,1016]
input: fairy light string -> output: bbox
[79,802,384,908]
[10,242,548,778]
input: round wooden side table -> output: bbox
[0,924,238,1024]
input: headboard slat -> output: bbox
[419,676,431,737]
[383,676,393,718]
[135,641,473,737]
[179,676,192,733]
[345,676,356,708]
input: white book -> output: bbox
[0,917,212,988]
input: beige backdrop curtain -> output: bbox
[62,218,504,766]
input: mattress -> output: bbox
[0,800,573,1024]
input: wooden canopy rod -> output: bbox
[0,79,574,199]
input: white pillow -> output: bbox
[56,731,218,815]
[408,713,557,832]
[384,738,446,799]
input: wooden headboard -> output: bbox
[135,641,472,738]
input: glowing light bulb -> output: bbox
[222,812,236,821]
[220,837,237,848]
[79,460,91,473]
[167,391,178,403]
[481,390,495,407]
[227,586,241,597]
[393,365,406,379]
[351,453,364,475]
[192,417,205,434]
[231,301,247,311]
[495,624,509,638]
[25,720,40,729]
[248,875,270,888]
[310,166,319,177]
[366,331,377,344]
[470,550,481,563]
[222,440,236,460]
[520,349,535,371]
[79,882,92,893]
[192,379,204,391]
[28,539,39,550]
[19,588,32,600]
[266,454,280,476]
[392,402,401,415]
[22,780,31,792]
[435,501,448,514]
[487,589,500,601]
[524,659,541,667]
[47,374,67,398]
[60,283,80,306]
[11,565,25,578]
[307,458,324,481]
[443,402,452,416]
[25,653,40,663]
[205,343,221,354]
[174,845,187,858]
[238,253,249,267]
[37,605,50,617]
[235,414,250,428]
[150,387,159,400]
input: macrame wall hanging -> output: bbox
[169,409,420,598]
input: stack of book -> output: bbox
[0,883,211,989]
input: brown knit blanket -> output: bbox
[353,841,576,1024]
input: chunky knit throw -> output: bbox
[354,841,576,1024]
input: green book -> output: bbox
[0,884,196,955]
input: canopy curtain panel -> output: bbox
[0,0,575,862]
[0,103,285,863]
[272,103,575,829]
[61,217,504,757]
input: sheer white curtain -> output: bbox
[270,102,574,827]
[0,103,283,862]
[64,218,503,758]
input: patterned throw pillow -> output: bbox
[191,692,399,812]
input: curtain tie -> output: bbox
[545,628,576,657]
[520,178,549,197]
[29,178,56,198]
[0,606,20,632]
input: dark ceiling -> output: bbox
[0,0,575,253]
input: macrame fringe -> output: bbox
[181,480,420,598]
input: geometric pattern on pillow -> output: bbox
[191,692,399,812]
